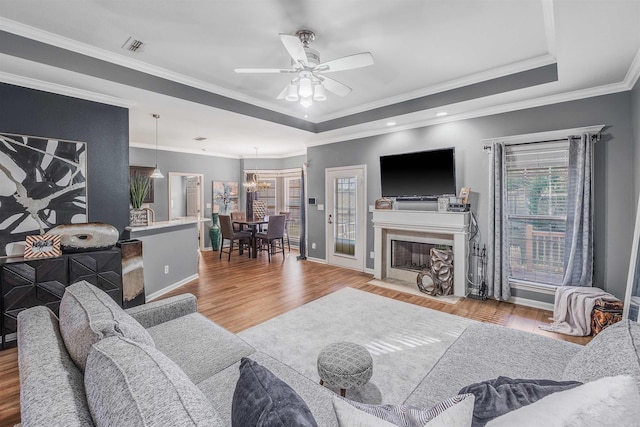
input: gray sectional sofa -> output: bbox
[17,280,640,426]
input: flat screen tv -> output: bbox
[380,148,456,200]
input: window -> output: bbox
[505,141,569,286]
[284,176,301,245]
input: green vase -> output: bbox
[209,213,221,251]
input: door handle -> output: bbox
[328,214,333,224]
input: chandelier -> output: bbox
[243,147,272,192]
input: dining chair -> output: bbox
[230,211,246,232]
[219,215,252,260]
[279,211,291,252]
[253,200,267,221]
[255,215,286,262]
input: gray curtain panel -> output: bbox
[487,142,510,300]
[562,134,594,287]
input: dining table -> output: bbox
[232,219,268,258]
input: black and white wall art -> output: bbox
[0,132,87,257]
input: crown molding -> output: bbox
[0,71,136,107]
[624,46,640,89]
[0,17,297,118]
[308,81,628,147]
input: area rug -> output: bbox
[238,287,476,405]
[367,278,462,304]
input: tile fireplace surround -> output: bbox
[372,209,470,297]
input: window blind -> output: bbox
[505,140,569,286]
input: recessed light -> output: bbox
[386,121,396,126]
[435,111,448,117]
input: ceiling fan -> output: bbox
[234,30,374,108]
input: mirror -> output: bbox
[168,172,207,250]
[624,198,640,322]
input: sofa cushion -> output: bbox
[332,394,475,427]
[85,336,224,427]
[17,306,95,426]
[486,375,640,426]
[198,351,339,427]
[562,320,640,389]
[147,312,255,383]
[59,281,155,370]
[231,357,318,427]
[458,376,582,427]
[403,323,581,409]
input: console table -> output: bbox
[0,248,122,349]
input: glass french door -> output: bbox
[325,166,366,271]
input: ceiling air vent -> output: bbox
[121,36,144,52]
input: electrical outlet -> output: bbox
[311,242,316,250]
[370,251,375,259]
[164,265,169,274]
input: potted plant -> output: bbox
[129,173,150,226]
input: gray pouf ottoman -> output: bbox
[317,341,373,397]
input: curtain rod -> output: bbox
[483,133,600,152]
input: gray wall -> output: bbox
[130,147,241,248]
[306,91,634,300]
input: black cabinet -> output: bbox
[1,248,122,348]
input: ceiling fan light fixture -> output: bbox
[300,96,313,108]
[285,82,299,101]
[313,84,326,101]
[298,77,313,98]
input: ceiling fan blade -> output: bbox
[276,85,288,100]
[234,68,297,74]
[315,52,374,73]
[280,34,308,66]
[320,76,352,97]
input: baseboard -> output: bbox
[508,296,554,311]
[365,267,375,275]
[306,257,327,264]
[200,247,213,252]
[147,274,199,301]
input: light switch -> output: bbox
[206,202,212,208]
[317,204,324,211]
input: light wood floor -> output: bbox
[0,249,590,425]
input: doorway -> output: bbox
[325,165,366,271]
[168,172,206,250]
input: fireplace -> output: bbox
[392,240,440,272]
[372,210,469,296]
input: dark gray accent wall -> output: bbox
[316,64,558,132]
[306,91,634,300]
[0,83,130,233]
[129,147,241,247]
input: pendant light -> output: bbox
[150,113,164,179]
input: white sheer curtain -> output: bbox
[487,142,510,300]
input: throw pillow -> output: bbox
[485,375,640,427]
[562,320,640,389]
[332,394,475,427]
[59,280,155,370]
[458,376,582,427]
[85,336,224,427]
[231,357,318,427]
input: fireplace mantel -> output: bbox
[372,210,470,296]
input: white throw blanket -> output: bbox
[539,286,618,336]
